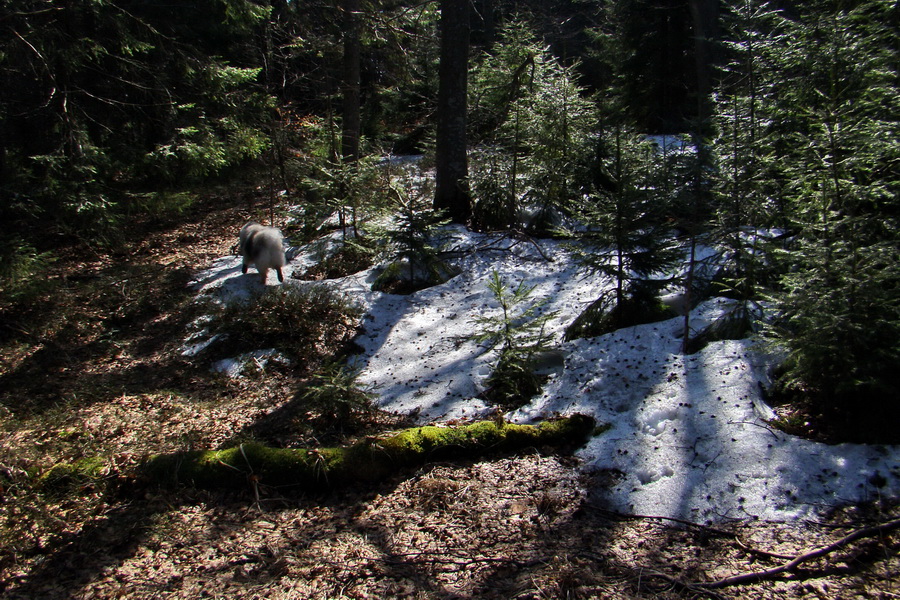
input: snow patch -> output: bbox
[211,349,289,378]
[189,224,900,523]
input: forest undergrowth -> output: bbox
[0,189,897,599]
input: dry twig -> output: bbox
[698,517,900,589]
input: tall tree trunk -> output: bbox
[340,0,361,236]
[683,0,718,353]
[688,0,718,124]
[341,0,361,163]
[434,0,472,225]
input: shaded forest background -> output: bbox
[1,0,898,420]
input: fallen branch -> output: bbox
[579,551,726,600]
[592,506,737,538]
[141,414,596,491]
[699,517,900,588]
[639,567,727,600]
[361,550,547,571]
[593,507,827,562]
[464,231,553,263]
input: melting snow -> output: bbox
[190,225,900,523]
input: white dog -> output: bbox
[238,222,286,284]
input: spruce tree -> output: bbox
[697,0,791,350]
[564,6,690,341]
[764,1,900,409]
[471,270,557,406]
[1,0,273,241]
[468,19,597,232]
[566,127,682,340]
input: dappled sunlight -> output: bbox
[340,230,610,421]
[187,224,900,525]
[189,256,247,298]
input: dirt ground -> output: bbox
[1,189,898,599]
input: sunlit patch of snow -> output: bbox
[644,133,693,154]
[189,218,900,523]
[211,348,290,378]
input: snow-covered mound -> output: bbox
[190,226,900,523]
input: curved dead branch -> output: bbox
[699,517,900,589]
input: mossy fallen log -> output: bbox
[38,456,109,492]
[142,414,597,490]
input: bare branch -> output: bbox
[699,517,900,589]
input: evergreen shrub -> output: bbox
[297,362,376,431]
[210,285,362,373]
[565,284,672,342]
[472,271,557,408]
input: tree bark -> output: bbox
[688,0,719,124]
[434,0,472,225]
[341,0,361,163]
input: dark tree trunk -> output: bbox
[471,0,496,47]
[688,0,719,124]
[341,0,361,162]
[434,0,472,225]
[684,0,718,353]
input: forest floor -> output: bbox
[0,186,897,599]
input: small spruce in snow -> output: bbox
[470,270,558,408]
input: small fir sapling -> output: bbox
[565,128,681,340]
[299,362,376,429]
[471,270,558,406]
[373,186,456,293]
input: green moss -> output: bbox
[39,456,108,492]
[142,414,598,491]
